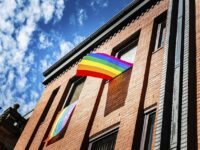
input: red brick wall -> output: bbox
[104,69,132,116]
[15,1,169,150]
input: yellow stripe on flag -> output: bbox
[78,64,117,77]
[80,60,121,75]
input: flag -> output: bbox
[47,101,77,141]
[76,53,133,80]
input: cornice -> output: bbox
[43,0,161,85]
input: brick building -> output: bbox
[15,0,200,149]
[0,104,27,150]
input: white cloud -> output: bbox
[16,77,28,92]
[59,40,74,57]
[0,20,15,35]
[69,8,88,26]
[73,34,86,45]
[55,0,65,21]
[102,1,108,7]
[90,1,95,7]
[0,0,16,20]
[41,1,55,23]
[30,91,39,101]
[77,9,87,26]
[17,90,40,114]
[40,40,74,72]
[7,71,15,86]
[39,34,86,74]
[58,34,85,59]
[0,0,66,115]
[40,55,53,72]
[90,0,109,11]
[39,33,53,49]
[17,21,36,51]
[40,0,66,24]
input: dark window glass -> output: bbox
[144,112,156,150]
[40,87,60,123]
[27,87,60,149]
[140,110,156,150]
[63,77,85,107]
[41,78,85,147]
[154,19,166,51]
[89,130,118,150]
[115,39,138,63]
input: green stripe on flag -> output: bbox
[84,56,125,72]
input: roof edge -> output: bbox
[43,0,157,85]
[43,0,141,77]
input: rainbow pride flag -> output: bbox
[76,53,133,80]
[47,101,77,141]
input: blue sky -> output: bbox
[0,0,133,115]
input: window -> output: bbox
[140,109,156,150]
[26,87,60,149]
[88,128,118,150]
[115,39,138,63]
[154,18,166,51]
[63,77,86,107]
[39,78,85,147]
[40,87,60,123]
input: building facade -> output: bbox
[0,104,27,150]
[15,0,200,149]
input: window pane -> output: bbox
[157,21,166,49]
[154,19,166,51]
[69,79,85,104]
[120,46,137,63]
[91,131,117,150]
[144,112,156,150]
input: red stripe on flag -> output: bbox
[76,70,113,80]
